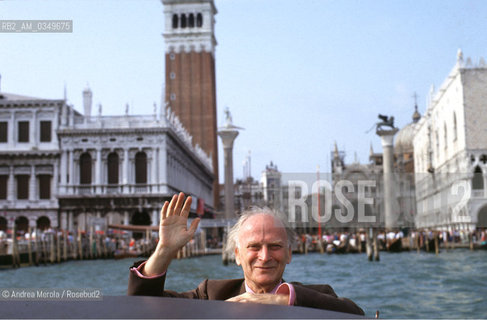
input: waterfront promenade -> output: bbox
[1,226,486,268]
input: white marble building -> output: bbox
[0,87,214,233]
[413,50,487,231]
[0,92,66,232]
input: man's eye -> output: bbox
[269,244,282,249]
[248,245,260,250]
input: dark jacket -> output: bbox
[128,261,364,316]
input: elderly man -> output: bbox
[128,193,364,315]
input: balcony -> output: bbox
[472,189,485,198]
[60,184,162,196]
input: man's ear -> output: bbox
[234,247,241,266]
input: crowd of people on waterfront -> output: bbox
[0,227,156,264]
[1,225,486,267]
[293,228,487,254]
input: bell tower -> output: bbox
[161,0,219,209]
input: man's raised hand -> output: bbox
[158,193,200,253]
[143,193,200,276]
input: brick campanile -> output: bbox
[161,0,219,209]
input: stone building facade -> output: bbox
[413,50,487,231]
[0,93,66,232]
[331,144,383,230]
[0,89,214,233]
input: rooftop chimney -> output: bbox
[83,85,92,117]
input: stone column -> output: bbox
[68,211,74,232]
[68,107,74,127]
[60,150,67,193]
[152,209,159,227]
[7,166,14,201]
[377,128,398,230]
[95,148,102,192]
[9,112,15,148]
[60,212,68,230]
[218,121,242,220]
[69,150,74,186]
[151,149,157,188]
[29,166,36,201]
[52,160,58,200]
[123,211,130,225]
[123,149,129,189]
[31,110,37,145]
[159,146,167,193]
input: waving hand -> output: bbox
[143,193,200,276]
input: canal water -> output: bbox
[1,250,486,318]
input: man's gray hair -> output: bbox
[225,207,296,255]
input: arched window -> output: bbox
[472,166,484,190]
[188,13,195,28]
[135,152,147,184]
[15,216,29,233]
[80,152,92,184]
[36,216,51,231]
[0,216,7,231]
[107,152,119,184]
[196,13,203,27]
[453,112,458,141]
[172,14,178,28]
[130,210,151,240]
[181,14,187,28]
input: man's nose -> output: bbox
[258,245,271,261]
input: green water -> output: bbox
[1,250,486,318]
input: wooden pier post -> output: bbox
[78,228,83,260]
[34,228,40,266]
[415,232,420,253]
[72,230,78,260]
[27,227,33,266]
[102,236,108,258]
[40,232,48,265]
[56,232,61,263]
[89,227,94,259]
[366,228,373,261]
[49,233,56,263]
[304,236,309,255]
[373,230,380,261]
[63,230,68,261]
[469,232,474,251]
[443,231,448,252]
[200,229,206,255]
[145,229,150,256]
[434,231,439,255]
[357,233,362,253]
[11,224,20,268]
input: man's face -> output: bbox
[234,214,292,293]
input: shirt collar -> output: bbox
[244,280,282,294]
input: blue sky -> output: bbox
[1,0,486,182]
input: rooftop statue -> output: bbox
[224,107,233,127]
